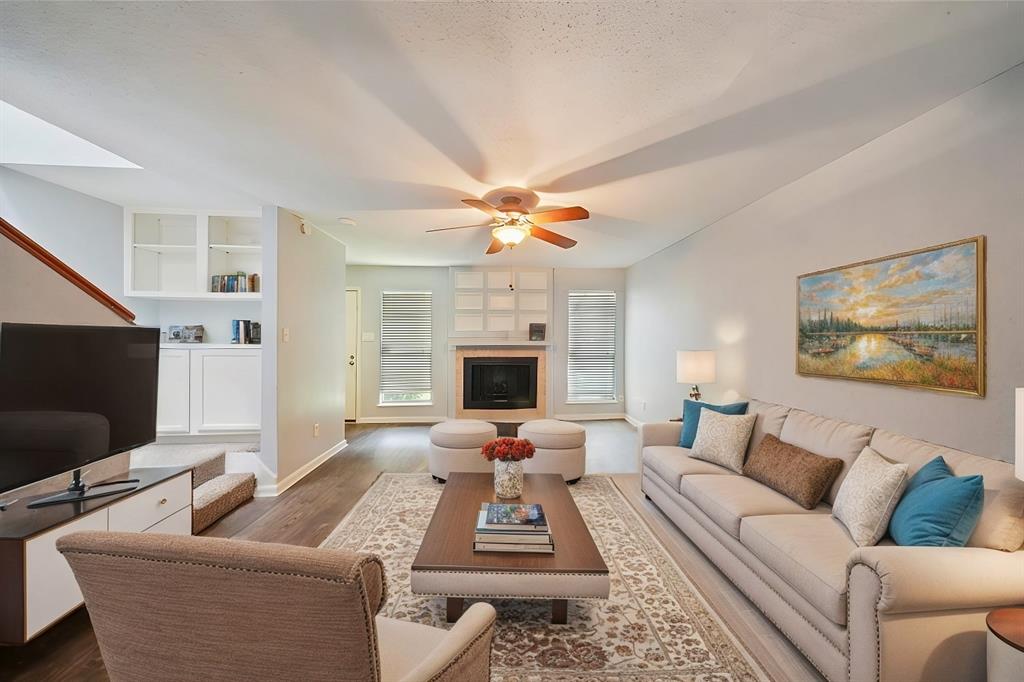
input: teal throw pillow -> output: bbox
[888,456,983,547]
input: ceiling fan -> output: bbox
[427,193,589,255]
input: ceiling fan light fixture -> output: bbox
[492,224,529,247]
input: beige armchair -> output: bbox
[57,531,495,682]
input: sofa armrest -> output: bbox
[848,545,1024,615]
[639,421,683,448]
[399,602,496,682]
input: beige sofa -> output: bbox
[640,398,1024,682]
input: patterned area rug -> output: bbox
[321,474,770,681]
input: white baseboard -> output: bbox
[624,414,643,428]
[553,413,627,421]
[269,440,347,496]
[355,416,447,424]
[223,450,276,496]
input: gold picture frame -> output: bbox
[796,236,985,397]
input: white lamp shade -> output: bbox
[677,350,716,385]
[1016,388,1023,481]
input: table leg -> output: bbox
[446,597,464,623]
[551,599,568,624]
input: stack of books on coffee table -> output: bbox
[474,502,553,553]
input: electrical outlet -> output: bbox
[313,423,320,437]
[282,327,290,343]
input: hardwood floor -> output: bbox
[0,420,820,681]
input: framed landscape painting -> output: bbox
[797,237,985,396]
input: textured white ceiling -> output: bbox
[1,2,1021,266]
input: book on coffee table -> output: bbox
[481,503,548,531]
[474,512,552,543]
[474,541,554,553]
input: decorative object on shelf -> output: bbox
[167,325,184,342]
[182,325,205,343]
[528,322,546,341]
[798,236,985,396]
[676,350,716,401]
[482,437,535,499]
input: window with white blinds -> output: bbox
[567,291,618,403]
[379,291,433,404]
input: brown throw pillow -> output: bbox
[743,434,844,509]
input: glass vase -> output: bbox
[493,459,524,499]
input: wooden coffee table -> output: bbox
[411,472,609,624]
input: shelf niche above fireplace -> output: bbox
[463,357,538,410]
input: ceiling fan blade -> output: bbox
[526,206,589,224]
[485,237,505,255]
[462,199,505,219]
[530,225,577,249]
[425,223,492,233]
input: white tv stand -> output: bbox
[0,466,192,644]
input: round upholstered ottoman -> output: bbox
[518,419,586,483]
[428,419,497,482]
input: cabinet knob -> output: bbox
[159,498,168,505]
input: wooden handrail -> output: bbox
[0,216,136,323]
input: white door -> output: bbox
[345,289,359,421]
[156,349,191,434]
[189,348,262,433]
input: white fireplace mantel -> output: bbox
[447,338,554,350]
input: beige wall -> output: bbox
[625,63,1024,462]
[261,208,347,483]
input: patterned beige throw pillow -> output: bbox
[832,446,909,546]
[690,408,757,473]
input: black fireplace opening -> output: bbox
[463,357,538,410]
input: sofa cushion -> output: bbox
[376,615,447,682]
[690,409,757,473]
[889,456,984,547]
[642,446,733,491]
[869,428,1024,551]
[745,398,792,459]
[741,514,855,625]
[743,434,844,509]
[832,446,909,546]
[680,399,748,448]
[779,409,874,504]
[679,474,828,539]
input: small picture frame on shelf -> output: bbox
[182,325,205,343]
[167,325,184,342]
[529,323,546,341]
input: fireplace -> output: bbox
[463,357,538,410]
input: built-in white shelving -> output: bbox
[124,209,262,300]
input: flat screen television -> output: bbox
[0,323,160,504]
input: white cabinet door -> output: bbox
[156,348,191,434]
[25,509,108,639]
[190,348,261,433]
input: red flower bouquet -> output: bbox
[481,437,536,462]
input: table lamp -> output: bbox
[1016,388,1023,481]
[677,350,716,402]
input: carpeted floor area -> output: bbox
[321,473,771,681]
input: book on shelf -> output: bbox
[473,541,554,554]
[210,272,260,293]
[231,320,262,345]
[481,503,548,531]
